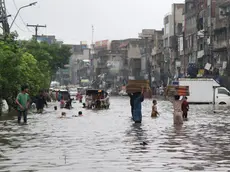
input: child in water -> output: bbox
[60,112,66,118]
[151,100,159,117]
[78,111,83,116]
[181,96,189,119]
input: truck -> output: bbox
[178,78,230,105]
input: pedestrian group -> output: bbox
[128,89,189,124]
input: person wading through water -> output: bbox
[36,90,48,114]
[169,95,183,125]
[15,85,30,124]
[128,93,135,120]
[181,96,189,119]
[132,88,144,123]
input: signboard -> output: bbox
[205,63,212,71]
[61,69,69,74]
[80,41,87,45]
[179,37,183,52]
[172,81,179,86]
[129,76,135,80]
[94,40,109,49]
[81,79,90,83]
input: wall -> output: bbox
[172,4,185,35]
[127,44,142,59]
[69,49,90,84]
[163,14,173,40]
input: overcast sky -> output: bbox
[6,0,184,44]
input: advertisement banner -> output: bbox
[102,40,108,47]
[95,41,102,48]
[94,40,109,49]
[80,41,87,45]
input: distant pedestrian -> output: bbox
[15,85,30,124]
[60,96,65,109]
[181,96,189,119]
[58,91,62,102]
[151,100,159,118]
[36,90,47,114]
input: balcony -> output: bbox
[96,62,107,69]
[213,40,227,50]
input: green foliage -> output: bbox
[0,39,21,98]
[0,35,71,112]
[21,40,71,75]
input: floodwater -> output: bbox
[0,97,230,172]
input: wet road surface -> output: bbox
[0,97,230,172]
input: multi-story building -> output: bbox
[182,0,218,77]
[163,3,184,78]
[93,40,110,77]
[109,40,129,86]
[35,35,56,44]
[151,29,165,85]
[119,38,146,80]
[213,0,229,75]
[213,0,230,88]
[184,0,200,77]
[68,43,90,85]
[138,29,154,82]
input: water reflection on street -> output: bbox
[0,96,230,171]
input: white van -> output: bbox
[213,86,230,106]
[179,78,230,105]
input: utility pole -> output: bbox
[183,31,186,76]
[27,24,46,41]
[92,25,94,45]
[0,0,10,35]
[226,16,230,74]
[91,25,95,82]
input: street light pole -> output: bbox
[10,2,37,29]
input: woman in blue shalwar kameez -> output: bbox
[132,88,144,123]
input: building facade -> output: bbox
[163,3,185,79]
[68,43,90,85]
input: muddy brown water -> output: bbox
[0,97,230,172]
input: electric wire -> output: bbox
[6,9,27,33]
[12,0,33,33]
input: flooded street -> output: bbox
[0,97,230,172]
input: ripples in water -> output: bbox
[0,97,230,171]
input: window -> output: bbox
[218,89,229,95]
[199,43,203,51]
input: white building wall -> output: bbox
[69,49,90,84]
[127,45,142,59]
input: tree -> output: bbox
[0,38,22,113]
[0,36,72,114]
[22,40,71,75]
